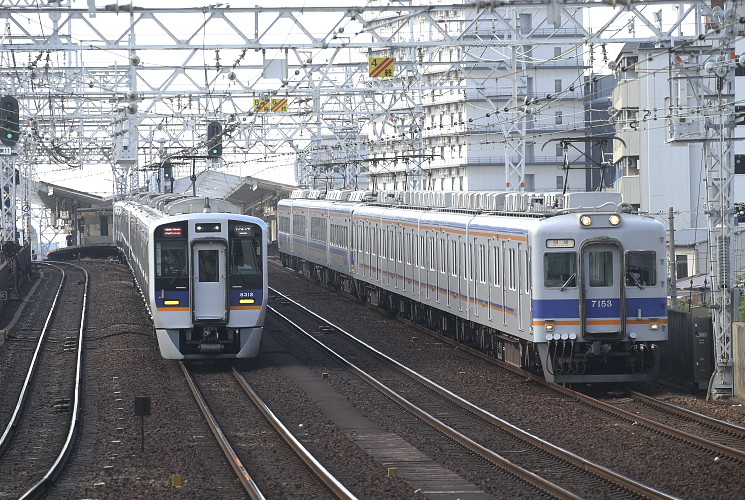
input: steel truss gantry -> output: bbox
[0,1,738,397]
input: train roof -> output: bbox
[122,193,240,216]
[284,189,629,217]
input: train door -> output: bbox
[447,236,457,309]
[517,242,526,331]
[487,239,498,321]
[501,240,510,327]
[394,227,402,290]
[401,228,411,292]
[423,232,431,301]
[192,241,228,321]
[473,240,484,318]
[459,239,468,315]
[580,241,624,337]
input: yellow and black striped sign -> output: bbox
[369,57,395,78]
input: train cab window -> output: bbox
[544,252,576,288]
[626,251,656,288]
[154,221,188,288]
[589,251,613,287]
[199,250,219,283]
[229,222,263,288]
[157,245,187,277]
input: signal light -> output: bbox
[162,161,173,181]
[0,96,20,147]
[207,121,222,157]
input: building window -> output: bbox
[556,175,564,189]
[555,143,563,157]
[554,47,562,58]
[554,79,562,93]
[555,111,563,125]
[676,254,689,279]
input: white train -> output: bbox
[278,189,668,384]
[114,194,267,359]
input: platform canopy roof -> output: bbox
[171,170,295,212]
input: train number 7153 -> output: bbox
[590,299,614,308]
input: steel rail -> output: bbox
[269,294,593,500]
[179,361,265,500]
[17,263,89,499]
[402,305,745,463]
[382,291,745,464]
[231,368,358,500]
[0,263,67,457]
[628,390,745,440]
[269,286,677,499]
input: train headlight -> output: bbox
[649,322,659,330]
[239,298,256,304]
[164,300,180,306]
[609,214,621,226]
[580,215,593,227]
[545,323,555,332]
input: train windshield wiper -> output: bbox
[560,273,576,291]
[628,271,645,290]
[169,267,184,286]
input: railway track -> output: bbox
[410,317,745,465]
[601,390,745,461]
[180,361,355,499]
[268,285,674,500]
[0,262,88,499]
[270,261,745,468]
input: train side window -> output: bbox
[479,244,486,283]
[199,250,219,283]
[626,251,656,287]
[440,238,446,273]
[492,245,501,287]
[589,251,613,287]
[508,248,516,290]
[429,235,435,271]
[450,240,457,276]
[544,252,576,288]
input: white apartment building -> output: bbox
[611,38,745,284]
[364,3,593,193]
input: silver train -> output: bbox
[114,194,267,359]
[278,189,668,384]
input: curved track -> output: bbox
[0,262,88,499]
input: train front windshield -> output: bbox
[155,221,189,290]
[229,221,263,289]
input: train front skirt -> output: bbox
[156,326,263,359]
